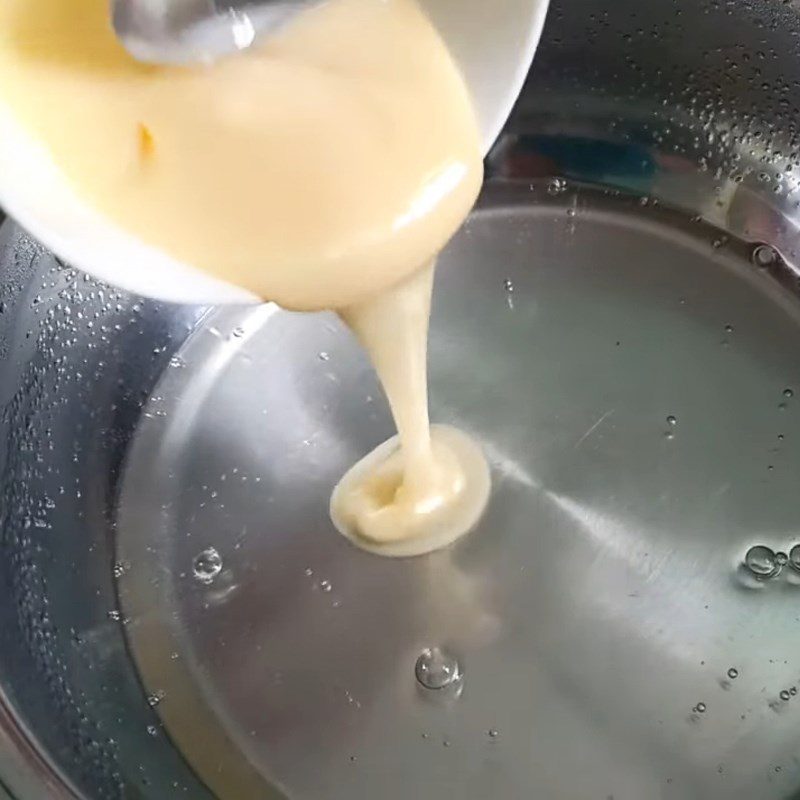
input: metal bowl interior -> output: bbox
[4,1,800,798]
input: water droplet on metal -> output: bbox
[503,279,515,293]
[320,579,332,593]
[192,547,222,585]
[318,352,330,362]
[415,647,462,691]
[744,545,780,579]
[776,551,789,567]
[780,689,791,701]
[146,725,158,736]
[547,177,567,195]
[693,702,707,713]
[487,729,499,739]
[727,668,739,680]
[784,388,794,398]
[666,415,677,426]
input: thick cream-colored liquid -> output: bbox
[0,0,491,556]
[333,265,490,557]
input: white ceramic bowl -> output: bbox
[0,0,549,305]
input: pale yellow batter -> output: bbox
[0,0,491,556]
[333,265,490,557]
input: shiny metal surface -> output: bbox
[112,0,315,64]
[113,183,800,799]
[4,0,800,797]
[0,222,214,798]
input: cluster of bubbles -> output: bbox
[743,544,800,580]
[779,687,798,702]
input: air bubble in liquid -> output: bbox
[503,278,515,310]
[752,244,778,267]
[193,547,223,584]
[415,647,462,691]
[743,545,780,579]
[789,544,800,571]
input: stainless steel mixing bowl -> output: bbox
[4,1,800,798]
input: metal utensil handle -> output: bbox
[111,0,307,64]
